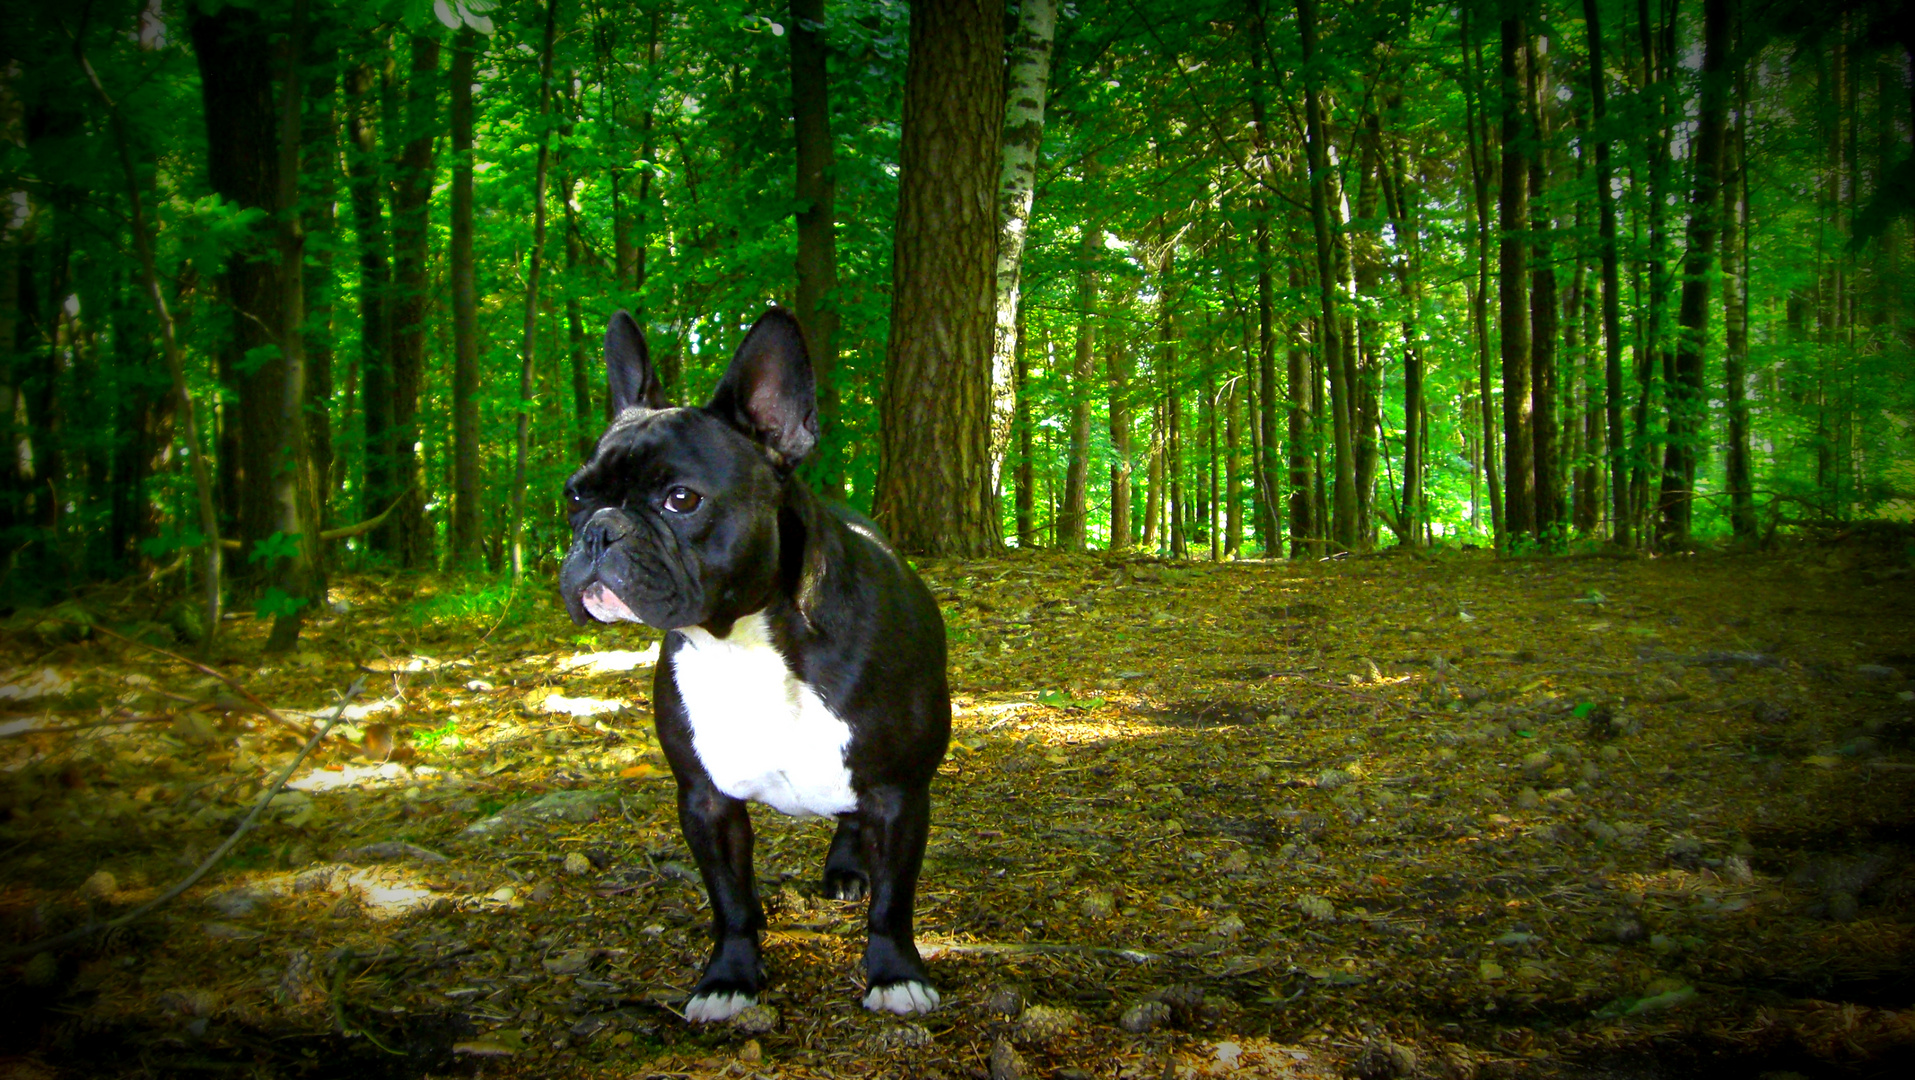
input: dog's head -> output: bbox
[558,308,817,633]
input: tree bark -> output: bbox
[385,33,437,566]
[1224,372,1241,556]
[344,48,393,558]
[791,0,845,498]
[1723,89,1756,540]
[1297,0,1356,553]
[1583,0,1629,545]
[1015,318,1035,545]
[511,0,561,580]
[1630,0,1676,544]
[988,0,1057,487]
[871,0,1004,556]
[1059,224,1095,549]
[303,49,337,536]
[1656,0,1730,547]
[1499,1,1534,543]
[450,30,481,564]
[1107,300,1132,550]
[1247,0,1283,554]
[1461,4,1503,543]
[1527,34,1561,543]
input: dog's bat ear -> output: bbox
[708,306,818,471]
[606,310,667,412]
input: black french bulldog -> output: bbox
[558,308,951,1021]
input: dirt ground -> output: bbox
[3,542,1914,1079]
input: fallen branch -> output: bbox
[0,712,175,741]
[86,623,312,740]
[917,939,1162,964]
[219,488,413,549]
[0,676,365,962]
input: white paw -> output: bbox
[685,990,756,1023]
[862,980,941,1015]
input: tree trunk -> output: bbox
[1107,304,1132,550]
[1528,33,1561,543]
[1297,0,1356,553]
[266,0,320,651]
[1499,2,1534,543]
[1247,0,1283,554]
[1143,402,1162,550]
[1656,0,1730,548]
[1375,114,1423,548]
[1224,373,1241,556]
[1462,4,1503,543]
[450,30,481,564]
[303,51,337,535]
[191,4,292,574]
[1015,318,1035,545]
[1286,272,1313,556]
[1059,224,1095,549]
[989,0,1057,487]
[386,33,437,567]
[872,0,1004,555]
[510,0,560,580]
[1723,92,1756,540]
[345,48,393,558]
[1583,0,1629,545]
[1630,0,1675,545]
[791,0,845,498]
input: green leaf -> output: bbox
[255,587,309,621]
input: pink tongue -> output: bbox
[582,583,641,623]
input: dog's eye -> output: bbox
[662,486,703,514]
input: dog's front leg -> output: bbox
[678,779,765,1022]
[857,783,940,1015]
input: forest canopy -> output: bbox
[2,0,1911,647]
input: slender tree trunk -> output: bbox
[1461,6,1503,542]
[1107,307,1132,550]
[1297,0,1356,552]
[1584,0,1629,545]
[1656,0,1730,547]
[791,0,845,497]
[1286,271,1313,556]
[1375,115,1423,548]
[1207,370,1221,561]
[1247,0,1283,553]
[1059,224,1095,549]
[450,30,481,564]
[1500,2,1535,543]
[1143,404,1162,550]
[303,51,337,535]
[1224,374,1241,556]
[1528,34,1561,544]
[76,28,223,642]
[1015,318,1035,545]
[1723,86,1756,539]
[1630,0,1675,545]
[510,0,560,581]
[871,0,1004,555]
[989,0,1057,487]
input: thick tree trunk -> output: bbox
[510,0,560,580]
[1107,306,1132,550]
[871,0,1004,555]
[450,30,481,564]
[988,0,1057,485]
[1657,0,1731,547]
[383,34,436,566]
[1583,0,1629,545]
[1297,0,1355,552]
[345,50,393,556]
[791,0,845,498]
[1059,225,1095,550]
[1499,3,1534,542]
[303,53,337,535]
[191,5,293,572]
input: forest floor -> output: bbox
[3,539,1914,1080]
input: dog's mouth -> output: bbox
[581,582,643,623]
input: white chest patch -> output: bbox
[671,612,857,818]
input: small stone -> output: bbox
[1211,913,1246,937]
[1079,890,1116,919]
[1219,848,1252,874]
[205,887,266,918]
[1607,917,1645,944]
[988,1037,1028,1080]
[1119,999,1173,1033]
[1015,1004,1077,1042]
[562,852,593,876]
[1854,664,1901,681]
[1316,768,1352,790]
[739,1038,763,1063]
[1514,788,1542,810]
[1298,894,1336,921]
[874,1022,933,1050]
[985,987,1025,1016]
[1666,836,1703,869]
[1724,855,1754,884]
[1521,751,1552,776]
[82,870,117,899]
[731,1003,778,1035]
[1356,1038,1419,1079]
[1587,820,1619,844]
[542,949,595,974]
[1478,960,1505,981]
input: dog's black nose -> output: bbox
[577,508,636,561]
